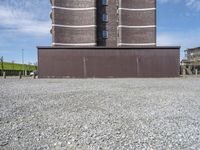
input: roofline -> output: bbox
[186,47,200,51]
[37,46,181,49]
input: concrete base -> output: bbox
[38,46,180,78]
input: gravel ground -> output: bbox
[0,77,200,150]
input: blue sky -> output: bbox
[0,0,200,64]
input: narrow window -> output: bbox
[102,13,108,22]
[102,0,108,6]
[102,30,108,39]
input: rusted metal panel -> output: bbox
[38,47,180,78]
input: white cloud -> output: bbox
[0,1,51,36]
[186,0,200,11]
[158,0,200,11]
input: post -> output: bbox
[33,73,36,79]
[195,69,198,76]
[22,49,24,76]
[183,68,186,78]
[83,57,87,78]
[1,56,4,76]
[19,72,22,79]
[3,71,6,79]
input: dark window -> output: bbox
[102,0,108,5]
[102,30,108,39]
[102,13,108,22]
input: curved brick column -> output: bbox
[121,0,155,9]
[118,0,156,46]
[53,0,95,8]
[120,28,156,45]
[120,10,155,26]
[53,9,95,26]
[53,27,96,45]
[51,0,96,46]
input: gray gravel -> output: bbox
[0,77,200,150]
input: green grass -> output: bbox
[0,62,37,71]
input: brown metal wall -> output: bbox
[38,47,180,78]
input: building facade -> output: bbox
[181,47,200,75]
[186,47,200,61]
[50,0,156,47]
[37,0,180,78]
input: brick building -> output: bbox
[181,47,200,75]
[38,0,180,78]
[50,0,156,47]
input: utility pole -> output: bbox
[22,49,24,76]
[12,60,15,70]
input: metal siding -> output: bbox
[38,47,180,78]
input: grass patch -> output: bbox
[0,62,37,71]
